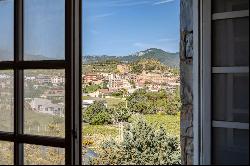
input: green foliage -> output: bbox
[90,120,181,165]
[127,88,181,115]
[24,83,47,98]
[111,89,128,97]
[169,67,180,76]
[130,113,181,137]
[83,84,101,93]
[101,80,109,89]
[83,125,119,137]
[52,116,64,124]
[82,59,120,73]
[130,59,167,74]
[83,101,112,125]
[83,101,131,125]
[109,103,132,124]
[90,111,112,125]
[131,63,143,74]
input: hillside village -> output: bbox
[82,63,179,98]
[0,62,179,118]
[0,49,180,118]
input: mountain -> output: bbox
[0,49,54,61]
[83,48,179,68]
[24,54,52,61]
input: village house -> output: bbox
[24,76,36,81]
[51,76,65,85]
[83,73,103,85]
[36,75,52,84]
[146,84,162,92]
[41,88,65,101]
[30,98,64,117]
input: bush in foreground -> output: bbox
[90,120,181,165]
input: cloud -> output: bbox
[153,0,175,5]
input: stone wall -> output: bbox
[180,0,194,165]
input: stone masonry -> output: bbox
[180,0,194,165]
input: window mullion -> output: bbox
[65,0,81,165]
[14,0,24,165]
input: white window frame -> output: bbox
[195,0,249,165]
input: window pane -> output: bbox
[0,70,14,132]
[212,17,249,67]
[0,0,13,61]
[24,70,65,137]
[213,128,249,165]
[0,141,13,165]
[24,144,64,165]
[212,0,249,13]
[212,74,249,123]
[24,0,65,60]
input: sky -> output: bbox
[83,0,180,56]
[0,0,180,59]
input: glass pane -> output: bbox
[213,0,249,13]
[213,128,249,165]
[0,0,13,61]
[0,70,14,132]
[24,144,64,165]
[24,70,65,137]
[24,0,65,60]
[0,141,14,165]
[213,74,249,123]
[212,17,249,67]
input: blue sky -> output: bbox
[1,0,180,59]
[83,0,180,56]
[0,0,13,59]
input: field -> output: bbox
[0,105,64,137]
[144,113,180,137]
[82,113,180,153]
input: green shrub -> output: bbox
[127,88,181,115]
[90,120,181,165]
[90,111,111,125]
[108,103,132,124]
[83,101,112,125]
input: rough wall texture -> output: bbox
[180,0,194,165]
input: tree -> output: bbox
[127,88,181,115]
[109,103,132,124]
[83,101,112,125]
[90,120,181,165]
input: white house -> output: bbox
[51,76,65,85]
[30,98,64,117]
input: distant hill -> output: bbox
[83,48,179,68]
[24,54,52,61]
[0,49,55,61]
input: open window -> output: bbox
[0,0,81,165]
[200,0,249,164]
